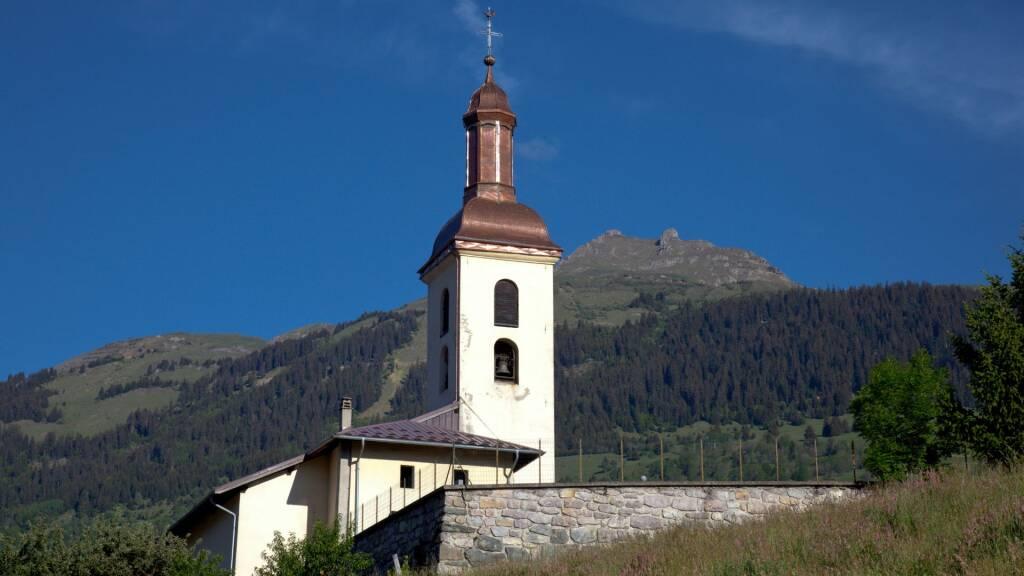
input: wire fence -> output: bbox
[560,429,870,485]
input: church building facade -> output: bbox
[172,46,561,576]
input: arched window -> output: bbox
[441,346,449,391]
[494,339,518,383]
[441,289,450,336]
[494,280,518,327]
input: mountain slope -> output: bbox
[3,230,790,441]
[0,230,978,534]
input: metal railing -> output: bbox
[355,459,519,534]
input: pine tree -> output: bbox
[942,234,1024,467]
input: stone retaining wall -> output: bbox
[355,482,862,574]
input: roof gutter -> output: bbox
[211,498,237,574]
[352,438,365,533]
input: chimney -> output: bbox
[340,397,352,431]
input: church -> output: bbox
[171,34,562,576]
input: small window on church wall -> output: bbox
[441,346,449,391]
[400,465,414,489]
[494,339,517,383]
[441,289,450,336]
[494,280,518,327]
[453,469,468,486]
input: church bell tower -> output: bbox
[418,22,561,482]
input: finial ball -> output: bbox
[484,54,496,66]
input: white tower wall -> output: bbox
[454,250,557,483]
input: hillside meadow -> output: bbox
[467,466,1024,576]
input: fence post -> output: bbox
[814,437,820,481]
[659,434,665,481]
[738,438,744,482]
[619,434,624,482]
[419,469,422,499]
[375,495,379,525]
[578,438,583,483]
[775,436,780,481]
[434,462,437,490]
[851,440,857,483]
[699,436,705,482]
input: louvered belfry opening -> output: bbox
[494,339,518,382]
[494,279,518,327]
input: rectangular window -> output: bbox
[400,465,414,489]
[453,469,468,486]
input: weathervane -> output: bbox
[481,8,502,57]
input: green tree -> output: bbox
[851,350,953,481]
[254,521,371,576]
[942,236,1024,467]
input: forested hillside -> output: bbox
[0,311,419,531]
[393,283,975,454]
[0,283,975,533]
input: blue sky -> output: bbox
[2,0,1022,377]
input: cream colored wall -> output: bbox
[185,493,238,573]
[346,443,518,529]
[424,256,458,413]
[234,454,331,576]
[456,251,558,482]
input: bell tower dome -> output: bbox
[419,15,561,482]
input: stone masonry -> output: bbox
[354,482,862,574]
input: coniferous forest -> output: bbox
[0,283,975,532]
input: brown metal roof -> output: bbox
[412,401,459,430]
[336,418,538,452]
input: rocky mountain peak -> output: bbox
[559,229,795,289]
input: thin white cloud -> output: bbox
[453,0,481,34]
[518,137,559,161]
[629,0,1024,136]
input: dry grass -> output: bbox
[469,467,1024,576]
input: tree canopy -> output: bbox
[851,350,952,480]
[942,235,1024,467]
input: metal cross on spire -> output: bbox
[481,8,502,56]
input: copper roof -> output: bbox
[463,57,516,128]
[422,196,561,272]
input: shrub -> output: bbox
[254,521,372,576]
[0,516,227,576]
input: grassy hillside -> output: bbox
[12,333,263,438]
[472,466,1024,576]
